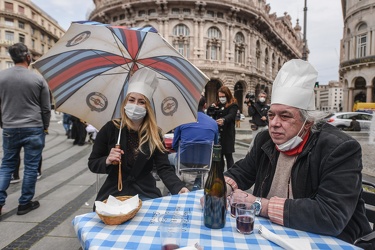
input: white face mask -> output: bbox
[276,118,307,151]
[259,97,266,103]
[219,97,227,104]
[125,103,146,121]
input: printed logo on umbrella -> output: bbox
[161,97,178,116]
[66,31,91,47]
[86,92,108,112]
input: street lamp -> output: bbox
[302,0,308,61]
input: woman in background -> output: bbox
[208,86,238,170]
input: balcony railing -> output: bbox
[340,55,375,68]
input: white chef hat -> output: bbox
[271,59,318,110]
[126,68,159,101]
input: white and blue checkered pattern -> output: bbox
[73,190,360,250]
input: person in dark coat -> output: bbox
[88,68,188,202]
[346,117,361,131]
[223,59,373,249]
[70,116,87,146]
[207,86,238,170]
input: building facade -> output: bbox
[339,0,375,112]
[315,81,344,112]
[88,0,304,113]
[0,0,65,70]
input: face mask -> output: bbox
[219,97,227,104]
[259,97,266,103]
[125,103,146,121]
[276,118,307,151]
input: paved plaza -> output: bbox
[0,115,374,249]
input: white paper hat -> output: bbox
[271,59,318,110]
[126,68,159,101]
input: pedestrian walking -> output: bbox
[0,43,51,215]
[62,113,72,138]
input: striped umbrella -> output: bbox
[33,21,209,133]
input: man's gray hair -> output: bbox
[299,109,329,123]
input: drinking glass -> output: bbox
[236,203,255,234]
[159,213,183,250]
[229,192,248,217]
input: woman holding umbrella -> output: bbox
[88,68,189,202]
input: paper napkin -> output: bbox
[258,225,311,250]
[95,195,139,216]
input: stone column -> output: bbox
[372,30,375,55]
[348,87,354,111]
[158,18,164,38]
[164,18,169,40]
[366,85,373,102]
[350,36,356,59]
[193,20,199,58]
[199,20,204,51]
[225,23,231,62]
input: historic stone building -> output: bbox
[0,0,64,70]
[315,81,344,112]
[339,0,375,112]
[88,0,304,113]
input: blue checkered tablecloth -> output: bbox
[73,190,360,250]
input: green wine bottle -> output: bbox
[203,144,227,229]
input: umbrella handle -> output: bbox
[118,161,123,191]
[112,144,123,191]
[111,144,121,165]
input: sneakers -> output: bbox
[37,173,42,180]
[17,201,40,215]
[10,176,21,184]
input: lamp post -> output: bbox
[302,0,308,61]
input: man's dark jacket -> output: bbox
[88,121,185,202]
[225,122,372,245]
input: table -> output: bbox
[73,190,360,250]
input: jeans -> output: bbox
[0,127,45,205]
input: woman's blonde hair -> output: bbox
[113,94,166,157]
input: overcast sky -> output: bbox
[32,0,343,85]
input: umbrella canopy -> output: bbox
[33,21,209,133]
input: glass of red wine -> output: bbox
[159,213,183,250]
[229,191,248,217]
[236,203,255,234]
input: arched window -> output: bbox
[206,27,222,60]
[173,24,190,36]
[356,23,367,58]
[234,32,245,64]
[172,24,190,58]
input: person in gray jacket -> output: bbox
[0,43,51,216]
[224,59,373,249]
